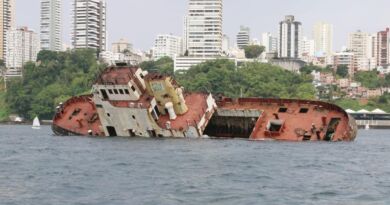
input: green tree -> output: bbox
[243,45,265,59]
[175,59,316,100]
[354,71,382,89]
[140,57,174,75]
[5,49,104,120]
[336,65,349,78]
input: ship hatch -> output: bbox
[324,118,341,141]
[203,109,261,138]
[106,126,117,136]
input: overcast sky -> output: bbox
[16,0,390,51]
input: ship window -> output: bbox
[108,89,113,94]
[132,115,136,120]
[124,89,130,94]
[140,73,144,79]
[131,86,136,92]
[100,89,109,100]
[114,89,119,94]
[119,89,124,94]
[107,113,111,117]
[299,108,309,113]
[278,108,288,113]
[96,104,103,108]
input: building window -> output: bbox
[124,89,130,94]
[131,86,136,92]
[108,89,113,94]
[119,89,124,94]
[114,89,119,94]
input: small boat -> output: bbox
[32,116,41,129]
[365,124,370,130]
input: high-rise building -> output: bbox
[111,38,132,53]
[313,22,333,56]
[278,15,302,59]
[40,0,62,51]
[72,0,106,51]
[0,0,15,61]
[333,52,356,76]
[376,28,389,67]
[301,36,315,57]
[347,30,372,71]
[6,27,40,70]
[261,32,278,53]
[153,34,182,60]
[222,34,230,54]
[236,26,250,49]
[184,0,223,57]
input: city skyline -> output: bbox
[14,0,390,51]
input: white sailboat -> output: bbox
[365,124,370,131]
[32,116,41,129]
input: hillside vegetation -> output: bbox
[4,49,104,120]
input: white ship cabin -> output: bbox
[92,66,216,138]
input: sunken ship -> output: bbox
[52,65,358,141]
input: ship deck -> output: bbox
[156,93,209,131]
[52,95,103,136]
[215,98,355,141]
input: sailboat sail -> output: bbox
[32,116,41,129]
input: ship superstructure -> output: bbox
[52,65,357,141]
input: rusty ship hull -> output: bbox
[52,66,357,142]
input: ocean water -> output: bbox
[0,125,389,205]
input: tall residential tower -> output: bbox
[41,0,62,51]
[72,0,106,51]
[236,26,250,49]
[278,15,302,59]
[40,0,62,51]
[184,0,223,57]
[0,0,15,61]
[313,22,333,56]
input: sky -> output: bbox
[16,0,390,51]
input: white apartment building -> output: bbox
[111,38,132,53]
[333,52,356,75]
[72,0,106,51]
[261,32,278,53]
[100,51,143,66]
[153,34,182,60]
[236,26,250,49]
[222,34,230,54]
[301,36,315,57]
[313,22,333,56]
[0,0,15,61]
[184,0,223,57]
[6,27,40,72]
[176,0,223,71]
[279,15,302,59]
[347,31,376,71]
[40,0,62,51]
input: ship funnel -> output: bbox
[165,102,177,120]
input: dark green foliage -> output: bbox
[243,45,265,59]
[354,71,382,89]
[5,49,104,120]
[300,64,333,75]
[336,65,349,78]
[175,59,316,99]
[139,57,174,76]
